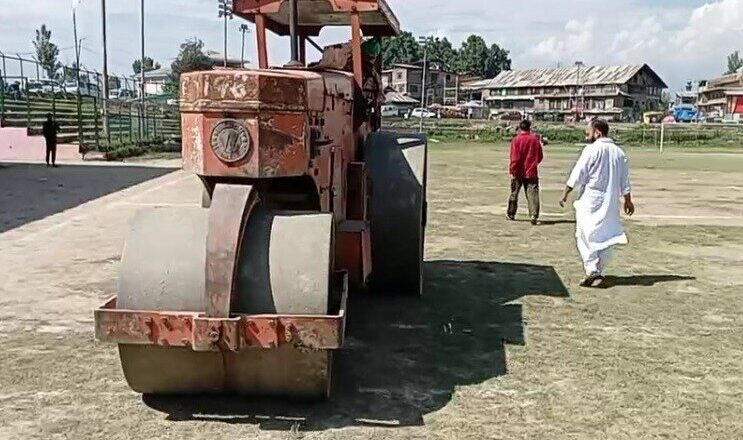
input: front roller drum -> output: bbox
[116,203,334,398]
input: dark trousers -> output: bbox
[507,178,540,219]
[45,140,57,165]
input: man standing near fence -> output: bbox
[507,119,544,225]
[559,118,635,287]
[42,113,60,167]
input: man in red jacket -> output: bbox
[507,119,544,225]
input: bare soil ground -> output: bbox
[1,143,742,439]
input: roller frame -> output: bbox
[94,271,347,351]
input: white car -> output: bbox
[407,108,438,119]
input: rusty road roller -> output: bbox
[94,0,427,399]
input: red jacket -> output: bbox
[509,130,544,179]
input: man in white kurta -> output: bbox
[560,119,635,287]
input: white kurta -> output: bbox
[566,138,631,274]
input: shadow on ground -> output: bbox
[144,259,569,430]
[598,274,696,288]
[0,162,175,233]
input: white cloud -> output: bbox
[0,0,740,90]
[522,0,742,89]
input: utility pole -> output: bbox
[575,61,584,120]
[140,0,146,139]
[239,23,250,68]
[72,1,83,147]
[418,36,428,133]
[218,0,234,67]
[101,0,109,142]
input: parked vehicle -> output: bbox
[27,79,65,95]
[406,108,437,119]
[64,81,101,98]
[672,104,699,123]
[490,110,523,121]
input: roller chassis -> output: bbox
[95,271,347,352]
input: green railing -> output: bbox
[0,50,180,152]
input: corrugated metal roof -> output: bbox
[478,64,667,89]
[384,91,419,104]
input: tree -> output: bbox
[132,56,161,74]
[454,35,489,77]
[166,38,212,95]
[484,43,511,78]
[381,31,421,69]
[727,50,742,74]
[33,24,60,79]
[423,37,457,71]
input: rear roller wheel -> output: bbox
[364,132,427,296]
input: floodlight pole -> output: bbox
[418,36,428,133]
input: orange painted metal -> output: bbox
[206,184,256,318]
[350,11,363,89]
[232,0,400,36]
[336,221,371,288]
[95,272,347,351]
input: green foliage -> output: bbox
[132,56,161,75]
[382,32,512,78]
[166,38,212,95]
[33,24,60,79]
[381,31,422,69]
[484,43,511,78]
[423,37,457,71]
[453,35,489,76]
[727,50,742,74]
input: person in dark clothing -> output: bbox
[42,113,60,167]
[507,119,544,225]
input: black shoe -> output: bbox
[580,273,603,287]
[531,217,538,225]
[506,214,515,221]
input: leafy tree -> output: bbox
[421,36,457,71]
[381,31,421,69]
[453,35,489,77]
[166,38,212,95]
[727,50,742,74]
[484,43,511,78]
[132,56,161,74]
[33,24,60,79]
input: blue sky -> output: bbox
[0,0,740,91]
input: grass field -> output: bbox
[0,140,742,439]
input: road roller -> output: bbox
[94,0,427,399]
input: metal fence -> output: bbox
[0,50,180,150]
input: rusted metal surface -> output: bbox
[350,10,363,89]
[95,272,347,351]
[206,184,255,318]
[336,221,371,288]
[481,64,668,89]
[233,0,400,36]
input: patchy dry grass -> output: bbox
[1,142,742,439]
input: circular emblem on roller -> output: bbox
[210,119,250,163]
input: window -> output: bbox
[409,85,419,94]
[446,74,451,82]
[395,71,403,80]
[431,73,439,82]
